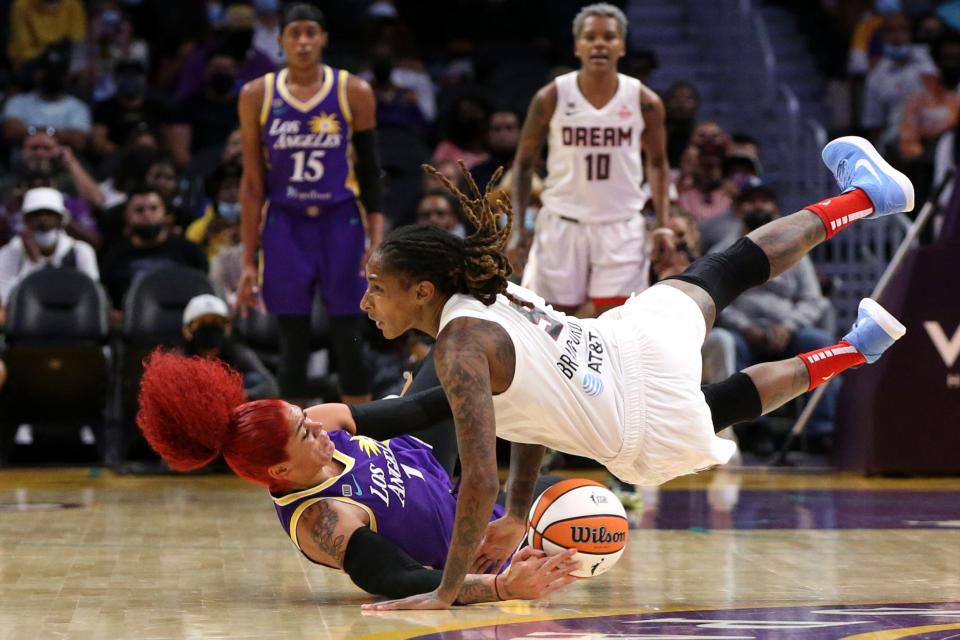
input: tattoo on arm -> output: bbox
[455,575,498,605]
[506,443,545,518]
[434,319,503,601]
[306,500,348,566]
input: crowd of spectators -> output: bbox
[3,0,944,462]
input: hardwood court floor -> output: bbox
[3,467,960,640]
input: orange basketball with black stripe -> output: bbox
[526,478,628,578]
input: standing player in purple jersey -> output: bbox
[136,350,579,603]
[236,4,383,405]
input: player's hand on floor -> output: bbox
[500,547,579,600]
[470,514,528,573]
[361,589,452,611]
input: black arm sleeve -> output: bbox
[349,386,452,440]
[352,129,384,213]
[343,526,442,597]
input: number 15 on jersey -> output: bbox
[291,150,326,182]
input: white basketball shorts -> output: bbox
[599,285,737,485]
[521,209,649,306]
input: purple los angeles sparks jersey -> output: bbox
[272,431,505,569]
[261,66,359,213]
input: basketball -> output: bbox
[526,478,628,578]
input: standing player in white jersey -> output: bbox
[513,3,672,316]
[358,132,913,610]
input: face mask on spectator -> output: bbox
[39,70,66,95]
[941,68,960,88]
[884,43,912,63]
[190,324,227,353]
[99,9,123,34]
[32,228,60,249]
[218,201,241,221]
[372,60,393,85]
[224,30,254,60]
[131,222,164,242]
[116,73,146,98]
[207,2,226,27]
[208,72,236,97]
[253,0,278,13]
[743,208,775,231]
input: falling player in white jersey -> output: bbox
[358,131,913,609]
[512,3,672,316]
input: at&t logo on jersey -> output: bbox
[582,372,604,397]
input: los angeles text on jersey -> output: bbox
[267,116,343,150]
[556,321,607,380]
[561,126,633,147]
[368,443,406,508]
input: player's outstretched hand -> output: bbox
[361,589,452,611]
[500,547,579,600]
[471,514,528,574]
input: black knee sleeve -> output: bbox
[667,237,770,313]
[701,372,763,432]
[277,314,312,398]
[328,315,371,396]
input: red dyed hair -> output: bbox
[137,349,292,489]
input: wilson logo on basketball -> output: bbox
[570,526,626,545]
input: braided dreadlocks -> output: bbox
[377,161,514,306]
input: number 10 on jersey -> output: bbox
[291,150,326,182]
[585,153,610,181]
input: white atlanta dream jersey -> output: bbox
[439,283,626,464]
[541,71,646,223]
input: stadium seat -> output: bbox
[106,265,215,468]
[0,268,110,462]
[233,291,331,381]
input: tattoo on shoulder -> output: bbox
[640,101,655,113]
[307,500,347,564]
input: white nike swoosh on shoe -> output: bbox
[855,158,882,182]
[821,373,836,381]
[819,199,832,206]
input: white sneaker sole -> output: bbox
[826,136,915,214]
[860,298,906,340]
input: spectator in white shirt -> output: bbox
[863,13,937,153]
[1,44,92,153]
[0,188,99,324]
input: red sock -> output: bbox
[804,189,874,239]
[799,340,866,391]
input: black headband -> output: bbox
[281,3,325,31]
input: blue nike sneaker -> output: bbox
[821,136,915,216]
[842,298,906,364]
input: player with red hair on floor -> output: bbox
[136,350,579,604]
